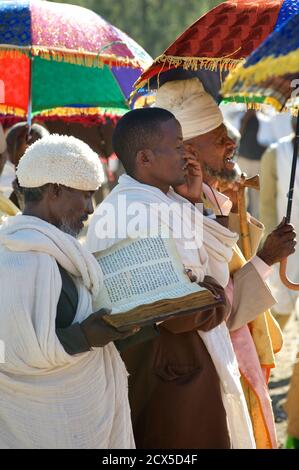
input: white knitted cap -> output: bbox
[155,78,223,140]
[17,134,104,190]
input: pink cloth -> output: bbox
[230,326,277,448]
[205,184,277,447]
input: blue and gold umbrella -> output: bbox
[222,13,299,290]
[222,12,299,111]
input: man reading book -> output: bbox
[0,134,139,449]
[87,108,262,448]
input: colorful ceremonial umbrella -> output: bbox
[222,13,299,289]
[0,0,152,125]
[133,0,298,103]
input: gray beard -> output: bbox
[203,162,239,183]
[58,219,79,238]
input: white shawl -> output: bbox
[0,215,134,449]
[86,174,256,449]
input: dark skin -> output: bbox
[134,118,203,202]
[185,124,237,186]
[132,117,228,297]
[184,124,240,211]
[181,127,297,266]
[23,183,139,347]
[134,118,187,194]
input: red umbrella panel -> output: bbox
[133,0,298,103]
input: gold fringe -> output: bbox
[0,105,26,117]
[0,47,29,59]
[133,52,242,94]
[31,46,143,69]
[222,49,299,96]
[154,53,241,73]
[0,45,144,69]
[223,92,283,112]
[37,106,127,117]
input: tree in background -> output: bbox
[49,0,223,57]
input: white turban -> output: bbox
[155,78,223,140]
[17,134,104,191]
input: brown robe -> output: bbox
[121,304,230,449]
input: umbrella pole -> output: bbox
[286,112,299,223]
[279,112,299,291]
[27,55,32,129]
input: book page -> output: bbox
[93,236,207,315]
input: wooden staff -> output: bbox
[237,174,260,261]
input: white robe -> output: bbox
[86,174,256,449]
[0,215,134,449]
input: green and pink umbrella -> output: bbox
[0,0,152,126]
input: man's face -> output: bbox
[185,124,237,183]
[149,118,187,189]
[52,186,95,237]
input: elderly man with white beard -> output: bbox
[87,100,295,449]
[0,134,138,449]
[154,78,296,448]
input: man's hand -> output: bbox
[198,275,231,318]
[198,275,226,301]
[258,218,297,266]
[174,149,203,203]
[80,308,140,348]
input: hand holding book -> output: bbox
[93,236,225,330]
[80,308,141,347]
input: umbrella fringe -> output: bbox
[37,106,127,118]
[0,105,26,117]
[0,105,127,122]
[0,48,28,59]
[132,54,242,95]
[0,46,143,69]
[222,96,299,116]
[222,49,299,96]
[154,54,240,73]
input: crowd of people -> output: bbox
[0,77,298,449]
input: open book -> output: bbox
[93,236,221,330]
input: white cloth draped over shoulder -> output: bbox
[86,174,256,449]
[0,214,134,449]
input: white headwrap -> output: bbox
[155,78,223,140]
[17,134,104,191]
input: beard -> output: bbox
[58,218,80,238]
[203,162,239,184]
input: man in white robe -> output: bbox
[86,108,258,449]
[0,134,137,449]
